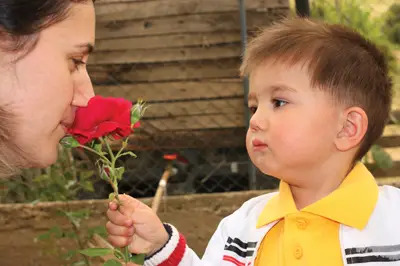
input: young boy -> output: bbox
[105,18,399,266]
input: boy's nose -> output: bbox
[249,114,261,132]
[249,109,267,132]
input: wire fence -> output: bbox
[83,0,289,199]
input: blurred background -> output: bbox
[0,1,399,265]
[2,0,398,203]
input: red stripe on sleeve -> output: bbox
[159,233,186,266]
[223,255,246,266]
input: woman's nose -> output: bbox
[72,72,95,107]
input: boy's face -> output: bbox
[246,60,342,183]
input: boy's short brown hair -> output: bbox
[240,18,392,160]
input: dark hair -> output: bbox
[241,18,392,161]
[0,0,94,53]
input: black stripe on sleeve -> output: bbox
[347,254,400,264]
[226,237,257,249]
[345,244,400,255]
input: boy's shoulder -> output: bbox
[378,185,400,207]
[223,191,277,224]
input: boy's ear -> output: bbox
[335,107,368,152]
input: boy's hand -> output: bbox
[106,194,169,255]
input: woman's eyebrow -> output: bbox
[75,43,94,54]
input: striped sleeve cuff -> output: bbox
[145,223,186,266]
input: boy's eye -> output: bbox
[272,99,288,108]
[249,106,257,114]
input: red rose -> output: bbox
[67,96,137,145]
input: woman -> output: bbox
[0,0,96,178]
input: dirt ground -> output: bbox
[0,190,267,266]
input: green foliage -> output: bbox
[79,248,113,257]
[310,0,398,74]
[384,3,400,44]
[103,260,122,266]
[36,208,108,266]
[370,145,394,169]
[0,145,95,204]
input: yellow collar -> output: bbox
[257,163,379,230]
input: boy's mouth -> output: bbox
[252,138,268,151]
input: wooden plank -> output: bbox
[143,113,245,131]
[95,0,289,22]
[377,124,400,148]
[111,128,247,150]
[385,147,400,162]
[94,32,241,51]
[144,99,244,118]
[369,161,400,178]
[95,11,288,39]
[376,176,400,186]
[88,58,241,84]
[94,80,243,101]
[89,44,241,65]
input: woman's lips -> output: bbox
[252,138,268,151]
[60,121,73,133]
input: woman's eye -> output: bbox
[71,58,86,71]
[249,106,257,114]
[272,99,288,108]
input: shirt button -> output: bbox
[296,218,308,230]
[294,245,303,259]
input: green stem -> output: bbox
[79,144,111,165]
[124,247,130,265]
[96,138,135,264]
[103,138,116,167]
[115,137,130,160]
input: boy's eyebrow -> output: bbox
[270,84,297,93]
[247,84,296,103]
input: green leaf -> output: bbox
[33,174,50,183]
[80,170,94,180]
[81,181,94,192]
[60,136,80,148]
[36,232,51,241]
[108,192,116,201]
[94,143,103,153]
[49,226,63,239]
[79,248,114,257]
[114,167,125,181]
[88,226,107,238]
[130,254,145,265]
[104,259,122,266]
[120,152,137,158]
[71,261,87,266]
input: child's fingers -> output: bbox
[127,263,140,266]
[106,222,135,237]
[108,201,118,211]
[117,194,147,216]
[107,234,132,248]
[107,208,133,227]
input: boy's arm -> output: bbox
[145,219,228,265]
[106,194,227,265]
